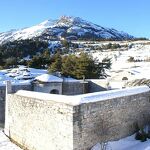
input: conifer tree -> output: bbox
[48,52,111,79]
[75,53,95,79]
[49,52,62,73]
[28,56,45,69]
[61,55,76,78]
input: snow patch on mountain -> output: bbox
[0,16,134,44]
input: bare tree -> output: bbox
[91,114,112,150]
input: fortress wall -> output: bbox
[5,86,150,150]
[0,100,5,124]
[88,79,108,92]
[5,92,74,150]
[34,82,63,94]
[62,82,88,95]
[73,90,150,150]
[0,84,32,101]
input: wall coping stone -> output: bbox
[15,86,150,106]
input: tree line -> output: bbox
[0,39,49,68]
[0,39,111,79]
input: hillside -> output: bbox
[0,16,134,44]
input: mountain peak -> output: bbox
[60,15,82,21]
[0,16,134,44]
[57,16,87,25]
[60,15,73,20]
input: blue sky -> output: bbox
[0,0,150,38]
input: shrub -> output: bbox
[127,56,135,62]
[135,127,148,142]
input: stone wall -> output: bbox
[0,86,6,101]
[0,84,32,101]
[5,86,150,150]
[88,79,108,92]
[62,82,88,95]
[33,82,63,94]
[0,100,5,124]
[73,91,150,150]
[33,82,88,95]
[5,92,73,150]
[0,84,32,125]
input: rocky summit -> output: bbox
[0,16,134,44]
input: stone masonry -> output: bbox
[4,87,150,150]
[0,84,32,101]
[73,91,150,149]
[5,93,73,150]
[0,83,32,125]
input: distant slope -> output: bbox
[0,16,134,44]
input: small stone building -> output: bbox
[33,74,88,95]
[33,74,63,94]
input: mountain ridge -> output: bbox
[0,16,134,44]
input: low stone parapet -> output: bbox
[4,86,150,150]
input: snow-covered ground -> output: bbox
[0,65,80,86]
[92,134,150,150]
[1,127,150,150]
[0,41,149,89]
[0,128,150,150]
[0,66,48,86]
[90,41,150,89]
[0,129,21,150]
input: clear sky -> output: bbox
[0,0,150,38]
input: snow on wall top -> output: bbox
[35,74,63,82]
[15,86,150,106]
[79,86,150,104]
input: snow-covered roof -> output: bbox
[35,74,63,82]
[16,86,150,106]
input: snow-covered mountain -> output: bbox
[0,16,134,44]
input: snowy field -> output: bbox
[0,41,149,89]
[0,129,21,150]
[1,128,150,150]
[92,135,150,150]
[0,67,48,86]
[90,42,150,88]
[75,41,150,83]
